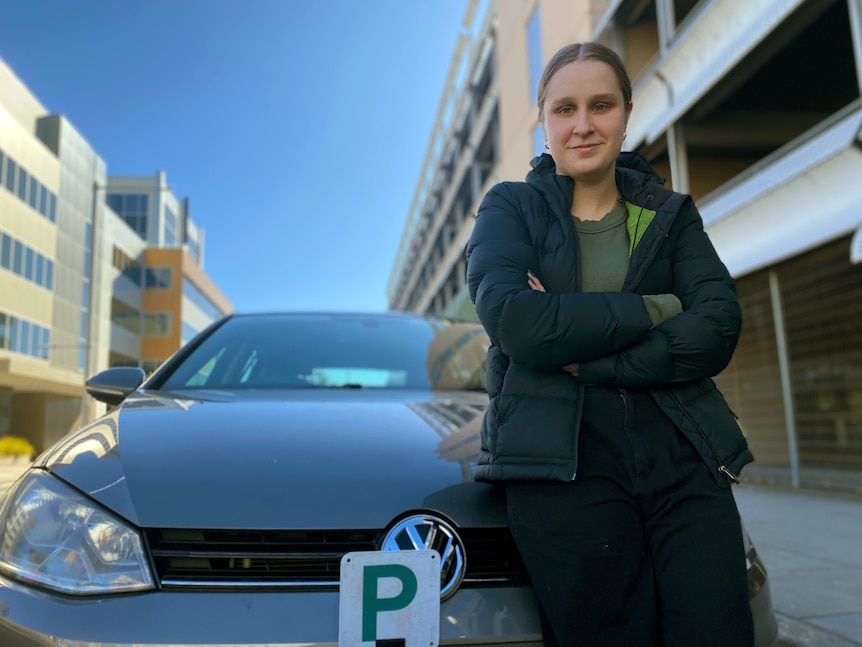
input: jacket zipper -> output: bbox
[667,391,739,484]
[570,382,585,480]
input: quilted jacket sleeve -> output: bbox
[466,183,654,370]
[577,199,741,387]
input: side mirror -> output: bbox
[85,367,147,406]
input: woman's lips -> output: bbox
[571,144,599,152]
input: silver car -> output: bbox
[0,312,778,646]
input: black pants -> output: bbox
[506,387,754,647]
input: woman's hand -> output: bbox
[527,271,579,378]
[527,270,546,292]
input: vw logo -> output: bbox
[381,514,466,600]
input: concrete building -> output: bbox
[1,57,231,453]
[388,0,862,492]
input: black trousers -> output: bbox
[506,387,754,647]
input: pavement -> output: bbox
[0,460,860,646]
[733,483,862,646]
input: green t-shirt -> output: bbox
[573,201,629,293]
[574,201,681,327]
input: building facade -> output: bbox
[1,58,231,453]
[388,0,862,492]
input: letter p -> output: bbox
[361,564,418,641]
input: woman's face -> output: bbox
[541,59,631,183]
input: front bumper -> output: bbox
[0,575,543,647]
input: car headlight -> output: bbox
[0,471,154,595]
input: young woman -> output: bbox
[466,42,755,646]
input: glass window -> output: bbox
[183,277,223,321]
[39,185,48,216]
[30,324,40,357]
[17,167,26,200]
[0,233,10,270]
[12,240,23,274]
[5,158,16,192]
[48,193,56,223]
[35,254,44,286]
[143,313,171,336]
[28,177,38,208]
[145,267,172,289]
[122,265,142,286]
[106,194,123,213]
[82,279,90,308]
[41,327,50,359]
[164,206,177,247]
[45,259,54,290]
[155,314,489,392]
[112,307,141,335]
[80,311,89,340]
[527,6,543,105]
[20,321,30,356]
[24,247,34,280]
[0,150,4,177]
[9,318,19,352]
[0,313,7,349]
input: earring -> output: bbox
[544,141,549,150]
[623,131,628,140]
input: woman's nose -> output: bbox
[572,112,593,135]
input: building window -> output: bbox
[4,158,15,193]
[107,193,149,240]
[0,147,58,224]
[527,6,543,105]
[186,237,200,264]
[16,167,26,200]
[183,277,224,321]
[113,246,143,286]
[12,240,22,274]
[143,313,171,337]
[0,309,50,360]
[181,321,201,345]
[0,233,10,270]
[164,206,177,247]
[111,299,141,335]
[144,267,172,289]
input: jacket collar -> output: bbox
[526,151,666,206]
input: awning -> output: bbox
[624,0,806,148]
[701,105,862,277]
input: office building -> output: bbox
[1,57,231,452]
[388,0,862,491]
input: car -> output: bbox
[0,311,778,646]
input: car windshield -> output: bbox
[155,313,489,391]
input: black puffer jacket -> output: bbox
[466,152,753,486]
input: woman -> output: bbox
[466,42,755,646]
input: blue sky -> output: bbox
[0,0,474,314]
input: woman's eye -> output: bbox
[559,106,573,115]
[594,104,608,112]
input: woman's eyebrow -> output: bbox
[548,93,619,107]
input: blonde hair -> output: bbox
[537,42,632,117]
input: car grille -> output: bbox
[144,527,529,589]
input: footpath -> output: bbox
[1,460,860,646]
[734,483,862,646]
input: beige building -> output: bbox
[389,0,862,492]
[1,58,231,453]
